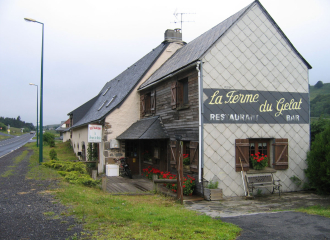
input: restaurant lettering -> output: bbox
[203,89,309,124]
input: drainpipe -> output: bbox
[196,61,203,183]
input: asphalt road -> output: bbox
[0,133,35,158]
[222,212,330,240]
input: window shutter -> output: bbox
[177,81,183,107]
[151,90,156,113]
[273,138,288,170]
[141,94,146,116]
[170,140,177,166]
[190,141,199,173]
[171,82,177,109]
[235,139,249,172]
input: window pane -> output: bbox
[249,143,255,155]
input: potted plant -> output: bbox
[204,180,222,201]
[250,152,268,170]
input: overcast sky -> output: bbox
[1,0,329,126]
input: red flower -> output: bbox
[183,185,186,188]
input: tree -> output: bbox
[314,81,324,89]
[0,122,7,131]
[305,121,330,194]
[310,116,330,143]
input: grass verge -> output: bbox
[0,135,10,140]
[296,205,330,218]
[26,141,241,239]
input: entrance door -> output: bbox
[125,140,140,175]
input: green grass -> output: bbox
[26,141,241,240]
[310,83,330,100]
[1,150,29,177]
[296,205,330,218]
[7,127,26,136]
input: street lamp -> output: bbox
[29,83,39,147]
[25,17,44,164]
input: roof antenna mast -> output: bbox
[172,9,195,35]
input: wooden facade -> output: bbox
[138,67,200,174]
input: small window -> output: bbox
[103,87,110,96]
[106,95,117,107]
[98,100,107,111]
[141,90,155,116]
[172,78,189,109]
[235,138,289,172]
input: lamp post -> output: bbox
[25,17,44,164]
[29,83,38,147]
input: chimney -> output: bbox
[164,28,182,42]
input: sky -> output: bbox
[0,0,329,126]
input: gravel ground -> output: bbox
[0,146,84,240]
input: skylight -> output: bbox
[103,87,110,96]
[106,95,117,107]
[98,100,107,111]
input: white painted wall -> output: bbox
[202,3,310,197]
[71,126,88,159]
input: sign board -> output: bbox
[88,124,102,143]
[203,89,309,124]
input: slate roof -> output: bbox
[139,0,311,90]
[117,116,169,140]
[69,95,100,126]
[70,42,169,129]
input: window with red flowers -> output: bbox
[235,138,288,172]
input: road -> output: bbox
[0,133,35,158]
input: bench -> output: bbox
[245,173,281,196]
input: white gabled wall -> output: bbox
[202,3,310,197]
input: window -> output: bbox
[141,90,155,116]
[235,138,288,172]
[98,100,107,111]
[171,78,189,109]
[106,95,116,107]
[103,87,110,96]
[249,139,270,166]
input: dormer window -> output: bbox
[106,95,117,107]
[103,87,110,96]
[98,100,107,111]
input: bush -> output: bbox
[58,171,100,187]
[49,149,57,160]
[43,160,100,187]
[305,123,330,194]
[43,160,87,174]
[43,132,55,146]
[311,116,330,142]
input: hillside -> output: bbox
[310,82,330,118]
[310,82,330,100]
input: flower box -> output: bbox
[204,188,223,201]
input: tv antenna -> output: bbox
[172,9,195,34]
